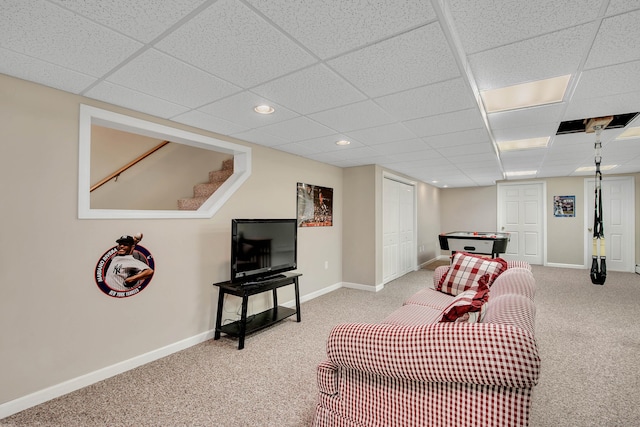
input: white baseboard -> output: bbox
[342,281,383,292]
[545,262,586,269]
[1,281,346,420]
[0,330,214,419]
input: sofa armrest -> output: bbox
[316,360,339,395]
[433,265,449,286]
[326,322,539,388]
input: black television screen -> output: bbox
[230,219,297,283]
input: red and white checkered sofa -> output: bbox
[312,258,539,427]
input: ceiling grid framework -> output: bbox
[1,0,640,187]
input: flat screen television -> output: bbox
[230,219,298,283]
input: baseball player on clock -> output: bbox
[105,235,154,292]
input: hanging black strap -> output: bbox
[590,133,606,285]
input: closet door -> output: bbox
[383,177,416,283]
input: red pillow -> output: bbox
[437,252,507,296]
[441,276,490,323]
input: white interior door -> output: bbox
[584,176,634,272]
[497,182,545,265]
[383,178,399,283]
[399,183,415,276]
[383,176,416,283]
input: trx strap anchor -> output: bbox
[589,123,607,285]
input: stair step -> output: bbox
[177,196,209,210]
[194,181,221,198]
[177,157,235,210]
[209,168,233,183]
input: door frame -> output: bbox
[583,175,635,272]
[496,181,547,266]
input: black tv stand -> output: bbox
[240,273,287,286]
[212,272,301,349]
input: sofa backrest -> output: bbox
[482,267,536,335]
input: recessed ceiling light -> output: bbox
[616,126,640,139]
[481,75,571,113]
[336,140,351,146]
[575,165,618,173]
[254,104,275,114]
[505,170,537,178]
[498,137,550,152]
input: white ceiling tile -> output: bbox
[0,47,96,93]
[572,60,640,100]
[84,82,190,118]
[447,152,499,166]
[290,134,366,154]
[469,23,596,90]
[488,104,565,130]
[584,9,640,70]
[329,23,460,97]
[0,0,142,77]
[247,0,436,59]
[403,108,485,138]
[107,49,240,108]
[251,64,366,114]
[155,0,316,87]
[437,142,495,158]
[229,128,290,147]
[345,123,417,145]
[424,128,491,149]
[171,110,249,136]
[376,78,476,122]
[492,123,558,142]
[198,91,299,128]
[48,0,207,43]
[255,116,335,141]
[385,149,446,164]
[606,0,640,15]
[563,90,640,121]
[309,101,396,133]
[335,146,382,161]
[306,151,346,164]
[369,139,431,155]
[448,0,602,54]
[275,142,324,156]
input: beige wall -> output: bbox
[440,186,498,234]
[0,74,343,406]
[546,176,586,266]
[416,180,441,264]
[342,165,376,286]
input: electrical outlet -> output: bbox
[324,261,329,270]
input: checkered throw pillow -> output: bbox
[437,252,507,296]
[441,277,490,323]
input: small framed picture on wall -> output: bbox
[553,195,575,217]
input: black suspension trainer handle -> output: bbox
[590,167,606,285]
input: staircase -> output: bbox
[177,158,234,210]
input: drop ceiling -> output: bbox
[2,0,640,188]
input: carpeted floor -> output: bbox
[422,259,449,270]
[2,266,639,426]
